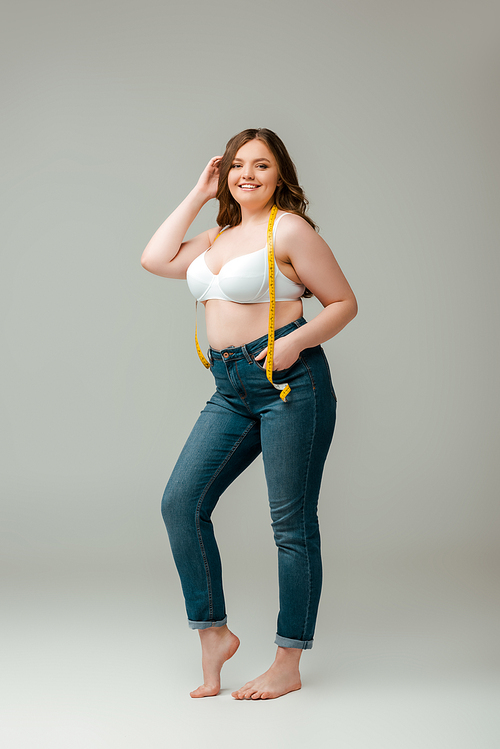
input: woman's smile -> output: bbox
[238,182,261,191]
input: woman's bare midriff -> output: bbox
[204,299,304,350]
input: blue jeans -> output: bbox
[161,318,337,649]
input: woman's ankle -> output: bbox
[198,624,229,641]
[275,646,302,666]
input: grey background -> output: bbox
[2,1,499,747]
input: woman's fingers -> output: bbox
[196,156,223,199]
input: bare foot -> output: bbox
[190,625,240,698]
[231,646,302,700]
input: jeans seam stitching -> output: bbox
[300,389,317,642]
[233,361,250,407]
[300,354,316,390]
[318,347,336,399]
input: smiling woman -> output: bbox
[141,127,357,700]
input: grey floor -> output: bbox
[3,552,499,749]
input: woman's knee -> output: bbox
[161,480,187,528]
[269,490,321,549]
[161,478,209,530]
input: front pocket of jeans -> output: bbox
[254,356,266,371]
[254,355,301,379]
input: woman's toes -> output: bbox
[232,682,252,699]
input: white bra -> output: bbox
[186,212,305,303]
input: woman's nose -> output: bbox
[242,164,254,179]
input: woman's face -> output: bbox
[227,139,280,208]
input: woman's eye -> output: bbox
[256,164,268,169]
[231,164,242,169]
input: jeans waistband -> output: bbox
[209,318,307,363]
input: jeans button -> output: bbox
[223,352,229,359]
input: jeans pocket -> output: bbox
[254,353,302,380]
[253,355,267,371]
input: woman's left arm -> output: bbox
[265,215,358,370]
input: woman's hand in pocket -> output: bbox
[255,335,301,372]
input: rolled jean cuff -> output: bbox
[275,634,313,650]
[188,616,227,630]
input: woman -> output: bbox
[141,128,357,700]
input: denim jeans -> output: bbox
[161,317,337,649]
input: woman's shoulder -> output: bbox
[276,211,317,239]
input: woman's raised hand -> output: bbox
[196,156,223,201]
[141,155,223,276]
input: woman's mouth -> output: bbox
[238,183,260,190]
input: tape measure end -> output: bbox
[280,385,291,402]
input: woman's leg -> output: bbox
[261,346,336,648]
[232,345,336,699]
[161,396,261,696]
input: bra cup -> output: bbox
[218,249,267,303]
[218,273,266,303]
[186,252,216,301]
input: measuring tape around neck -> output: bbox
[195,206,290,401]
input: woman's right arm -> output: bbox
[140,156,221,279]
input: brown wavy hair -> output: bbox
[215,128,316,297]
[216,128,317,232]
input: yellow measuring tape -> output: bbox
[266,205,291,401]
[195,205,290,401]
[195,301,210,369]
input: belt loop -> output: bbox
[241,344,253,363]
[207,348,214,366]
